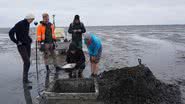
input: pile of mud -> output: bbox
[97,65,182,104]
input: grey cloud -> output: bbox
[0,0,185,27]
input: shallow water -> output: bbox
[1,25,185,103]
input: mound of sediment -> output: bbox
[97,65,182,104]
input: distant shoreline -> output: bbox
[0,24,185,29]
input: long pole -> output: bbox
[34,22,39,82]
[36,41,39,81]
[34,22,41,96]
[52,14,56,29]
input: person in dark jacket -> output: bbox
[68,15,86,49]
[66,42,86,78]
[9,14,35,83]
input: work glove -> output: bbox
[37,41,43,45]
[40,41,44,44]
[37,41,43,47]
[39,41,45,52]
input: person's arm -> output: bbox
[91,38,100,56]
[84,38,93,56]
[87,46,93,57]
[68,23,73,34]
[81,23,86,33]
[9,24,19,44]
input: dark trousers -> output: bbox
[17,44,31,82]
[69,63,85,78]
[72,40,82,49]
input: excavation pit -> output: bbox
[42,78,99,100]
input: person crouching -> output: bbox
[84,33,102,78]
[66,42,86,78]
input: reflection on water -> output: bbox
[44,68,59,90]
[23,83,33,104]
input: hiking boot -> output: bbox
[46,65,50,71]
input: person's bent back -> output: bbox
[84,33,102,77]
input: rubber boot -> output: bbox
[46,65,50,71]
[78,72,83,78]
[69,72,73,78]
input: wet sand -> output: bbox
[0,25,185,103]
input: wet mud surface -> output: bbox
[0,25,185,103]
[51,79,95,93]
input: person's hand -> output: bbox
[39,41,45,52]
[38,41,44,46]
[37,41,41,48]
[77,29,82,32]
[73,30,77,33]
[40,41,44,44]
[17,41,22,46]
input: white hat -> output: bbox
[25,14,35,19]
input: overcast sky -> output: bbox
[0,0,185,27]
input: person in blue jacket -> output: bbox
[84,33,102,77]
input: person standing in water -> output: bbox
[37,13,61,71]
[9,14,35,83]
[68,15,86,49]
[84,33,102,77]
